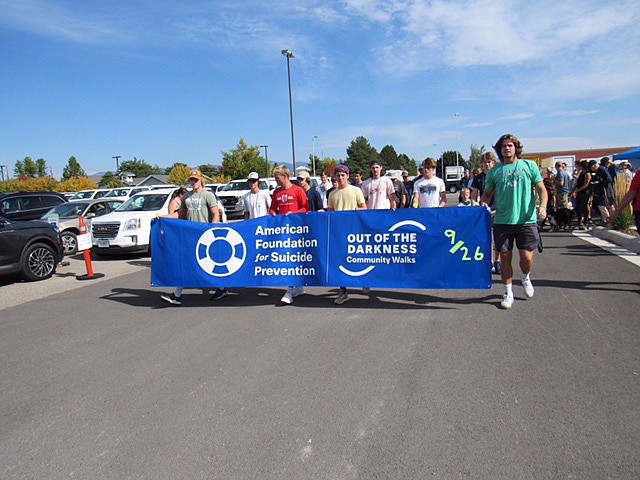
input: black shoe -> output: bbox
[160,293,182,306]
[494,261,502,275]
[210,288,230,301]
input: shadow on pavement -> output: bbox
[101,287,503,310]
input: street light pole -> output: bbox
[454,113,460,170]
[259,145,269,177]
[112,155,121,173]
[281,49,296,173]
[312,135,319,176]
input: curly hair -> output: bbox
[493,134,523,161]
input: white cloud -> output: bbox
[0,0,129,43]
[465,122,494,128]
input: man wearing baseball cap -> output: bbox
[297,170,324,212]
[161,169,221,306]
[327,164,366,304]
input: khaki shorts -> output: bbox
[493,224,540,253]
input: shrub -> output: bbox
[612,176,633,231]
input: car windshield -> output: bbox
[42,202,89,219]
[221,180,267,191]
[118,194,168,211]
[70,191,94,200]
[108,188,130,197]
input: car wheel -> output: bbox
[20,243,57,281]
[449,185,458,194]
[60,231,78,255]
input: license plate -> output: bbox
[97,239,110,248]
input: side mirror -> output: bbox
[85,212,96,219]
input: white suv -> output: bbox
[216,178,273,219]
[91,188,226,255]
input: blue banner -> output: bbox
[151,207,492,289]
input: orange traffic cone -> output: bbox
[76,215,105,281]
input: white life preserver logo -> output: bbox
[196,228,246,277]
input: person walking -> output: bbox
[243,172,271,220]
[480,134,547,310]
[269,166,310,305]
[361,160,396,210]
[402,170,414,207]
[168,187,186,214]
[473,152,501,274]
[298,171,324,212]
[160,170,221,306]
[412,157,446,208]
[327,165,367,305]
[573,160,593,230]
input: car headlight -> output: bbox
[237,197,244,206]
[124,218,141,231]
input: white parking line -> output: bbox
[573,231,640,268]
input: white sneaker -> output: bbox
[334,292,350,305]
[500,293,514,309]
[160,293,182,306]
[521,276,534,298]
[280,289,294,305]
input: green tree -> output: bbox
[221,138,269,179]
[440,150,467,169]
[163,162,189,175]
[398,154,418,176]
[380,145,401,170]
[36,158,48,177]
[119,158,162,177]
[14,157,38,177]
[468,144,486,171]
[98,171,125,188]
[198,164,219,178]
[61,156,87,180]
[168,164,193,186]
[345,136,379,175]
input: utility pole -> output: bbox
[112,155,121,173]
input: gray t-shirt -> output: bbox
[181,189,218,223]
[556,169,572,195]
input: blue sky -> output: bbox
[1,0,638,178]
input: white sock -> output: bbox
[505,284,513,297]
[520,273,530,282]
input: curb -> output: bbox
[590,226,640,255]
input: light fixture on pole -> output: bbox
[281,49,296,173]
[454,113,460,170]
[259,145,269,177]
[312,135,319,176]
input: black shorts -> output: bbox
[493,224,540,253]
[592,195,610,207]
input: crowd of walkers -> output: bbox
[159,136,638,310]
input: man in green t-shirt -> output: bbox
[160,169,221,306]
[481,134,548,310]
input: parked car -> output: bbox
[205,183,227,194]
[103,186,151,199]
[41,198,125,255]
[68,188,114,201]
[0,214,63,281]
[0,192,67,221]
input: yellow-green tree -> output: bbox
[168,164,192,186]
[0,177,58,192]
[56,177,97,192]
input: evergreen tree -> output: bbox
[36,158,48,177]
[468,145,486,171]
[345,136,379,175]
[380,145,400,170]
[163,162,189,175]
[14,157,38,177]
[61,156,87,180]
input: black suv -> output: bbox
[0,192,67,221]
[0,214,63,281]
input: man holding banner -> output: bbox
[269,166,310,305]
[481,134,547,310]
[160,169,221,306]
[327,164,367,305]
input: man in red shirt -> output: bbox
[269,166,310,304]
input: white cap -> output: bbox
[247,172,259,180]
